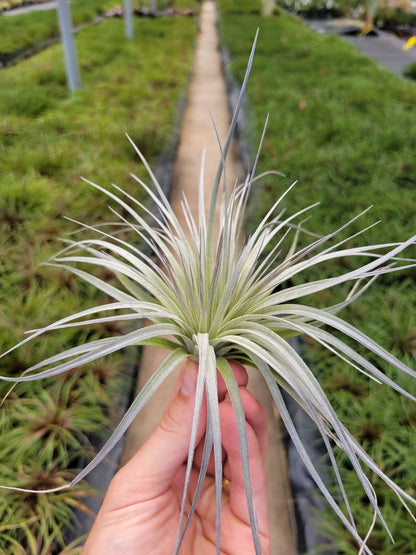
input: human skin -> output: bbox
[82,360,270,554]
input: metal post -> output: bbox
[124,0,134,39]
[56,0,81,91]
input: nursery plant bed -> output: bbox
[0,0,115,66]
[0,0,200,68]
[0,12,198,552]
[218,2,416,553]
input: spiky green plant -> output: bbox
[1,37,416,554]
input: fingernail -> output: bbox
[180,363,196,397]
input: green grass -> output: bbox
[0,12,197,552]
[218,4,416,552]
[404,60,416,80]
[218,0,263,14]
[0,0,117,64]
[220,14,416,244]
[0,0,198,65]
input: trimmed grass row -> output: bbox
[218,3,416,553]
[0,0,117,64]
[0,11,198,553]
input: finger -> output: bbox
[193,435,226,476]
[115,360,207,501]
[194,382,268,476]
[220,397,269,531]
[230,387,268,462]
[193,362,248,472]
[222,386,268,480]
[217,361,248,401]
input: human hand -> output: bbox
[82,360,270,554]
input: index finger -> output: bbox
[219,396,269,532]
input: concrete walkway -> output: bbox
[120,2,297,553]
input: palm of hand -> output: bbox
[95,462,267,554]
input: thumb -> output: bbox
[119,360,204,497]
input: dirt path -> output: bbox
[121,2,297,552]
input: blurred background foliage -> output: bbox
[218,1,416,552]
[0,2,199,551]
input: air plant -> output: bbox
[1,36,416,554]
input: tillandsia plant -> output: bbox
[1,36,416,554]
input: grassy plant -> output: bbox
[218,4,416,550]
[0,0,200,64]
[1,15,197,355]
[1,36,415,554]
[0,0,115,64]
[0,12,197,551]
[219,0,263,14]
[0,460,92,555]
[404,61,416,80]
